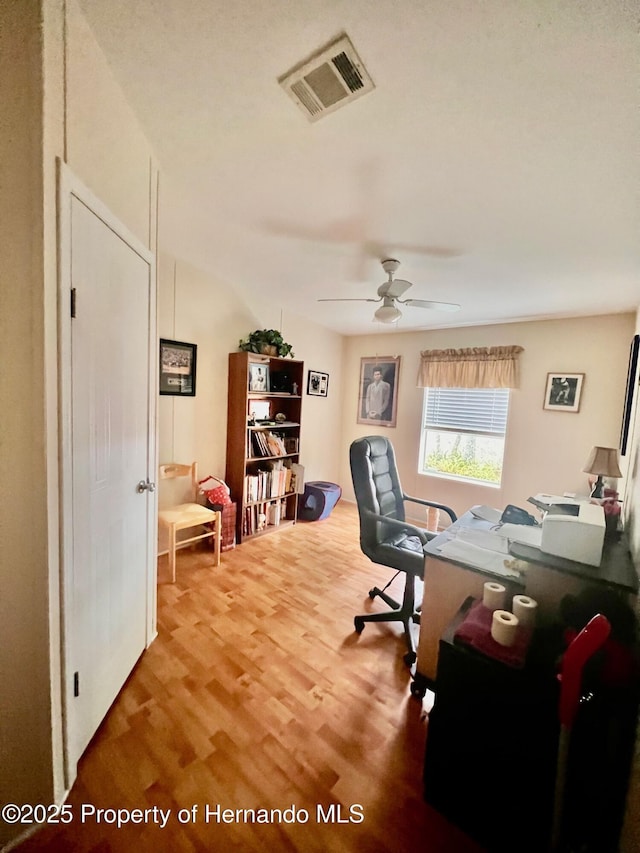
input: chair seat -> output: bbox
[158,462,222,584]
[384,531,429,553]
[158,502,218,530]
[376,535,426,579]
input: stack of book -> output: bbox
[244,461,293,503]
[249,430,288,458]
[242,499,287,536]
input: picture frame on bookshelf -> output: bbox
[357,356,400,428]
[249,363,270,392]
[159,338,197,396]
[307,370,329,397]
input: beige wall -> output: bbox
[156,251,345,507]
[339,314,635,520]
[65,2,155,249]
[0,5,53,842]
[0,2,158,848]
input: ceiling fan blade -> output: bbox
[393,243,463,259]
[317,297,381,303]
[401,298,461,312]
[262,216,365,244]
[365,240,463,260]
[380,278,412,299]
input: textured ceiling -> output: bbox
[78,0,640,335]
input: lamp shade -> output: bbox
[582,446,622,478]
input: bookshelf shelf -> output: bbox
[244,493,295,508]
[226,352,304,544]
[246,453,299,463]
[249,392,301,400]
[248,423,300,430]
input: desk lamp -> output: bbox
[582,446,622,499]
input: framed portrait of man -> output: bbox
[357,356,401,428]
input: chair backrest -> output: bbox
[349,436,405,558]
[159,462,198,502]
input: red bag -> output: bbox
[198,475,232,507]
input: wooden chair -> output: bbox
[157,462,221,582]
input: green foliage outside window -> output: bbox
[425,449,502,483]
[424,431,502,484]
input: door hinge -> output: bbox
[73,671,80,697]
[70,288,77,318]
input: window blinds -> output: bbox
[424,387,509,436]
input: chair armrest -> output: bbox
[402,493,458,525]
[362,507,431,545]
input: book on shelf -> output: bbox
[243,459,294,503]
[242,498,287,536]
[267,501,281,526]
[290,463,305,494]
[283,436,299,453]
[249,430,291,458]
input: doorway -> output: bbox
[58,163,157,783]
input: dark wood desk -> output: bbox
[423,598,639,853]
[414,510,638,691]
[510,533,638,595]
[423,599,558,852]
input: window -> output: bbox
[419,387,510,485]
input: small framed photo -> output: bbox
[248,362,270,392]
[307,370,329,397]
[159,339,197,396]
[543,373,584,412]
[358,356,401,428]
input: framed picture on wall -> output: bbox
[159,339,197,396]
[307,370,329,397]
[543,373,584,412]
[357,356,401,428]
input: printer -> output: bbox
[541,502,605,567]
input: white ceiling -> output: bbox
[78,0,640,335]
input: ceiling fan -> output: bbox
[317,258,461,324]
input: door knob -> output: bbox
[136,480,156,493]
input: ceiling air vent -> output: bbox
[279,33,375,122]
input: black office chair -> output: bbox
[349,435,457,666]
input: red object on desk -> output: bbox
[454,600,532,668]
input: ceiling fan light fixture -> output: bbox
[374,303,402,323]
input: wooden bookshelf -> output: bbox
[225,351,304,544]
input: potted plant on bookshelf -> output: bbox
[238,329,295,358]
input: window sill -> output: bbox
[418,469,502,489]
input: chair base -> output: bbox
[354,576,419,667]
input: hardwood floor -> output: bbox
[17,502,483,853]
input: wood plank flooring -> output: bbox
[16,502,483,853]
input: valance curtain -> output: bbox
[417,346,524,389]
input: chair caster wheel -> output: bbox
[368,589,376,599]
[403,651,417,667]
[354,617,365,633]
[410,679,426,699]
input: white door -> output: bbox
[60,169,156,774]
